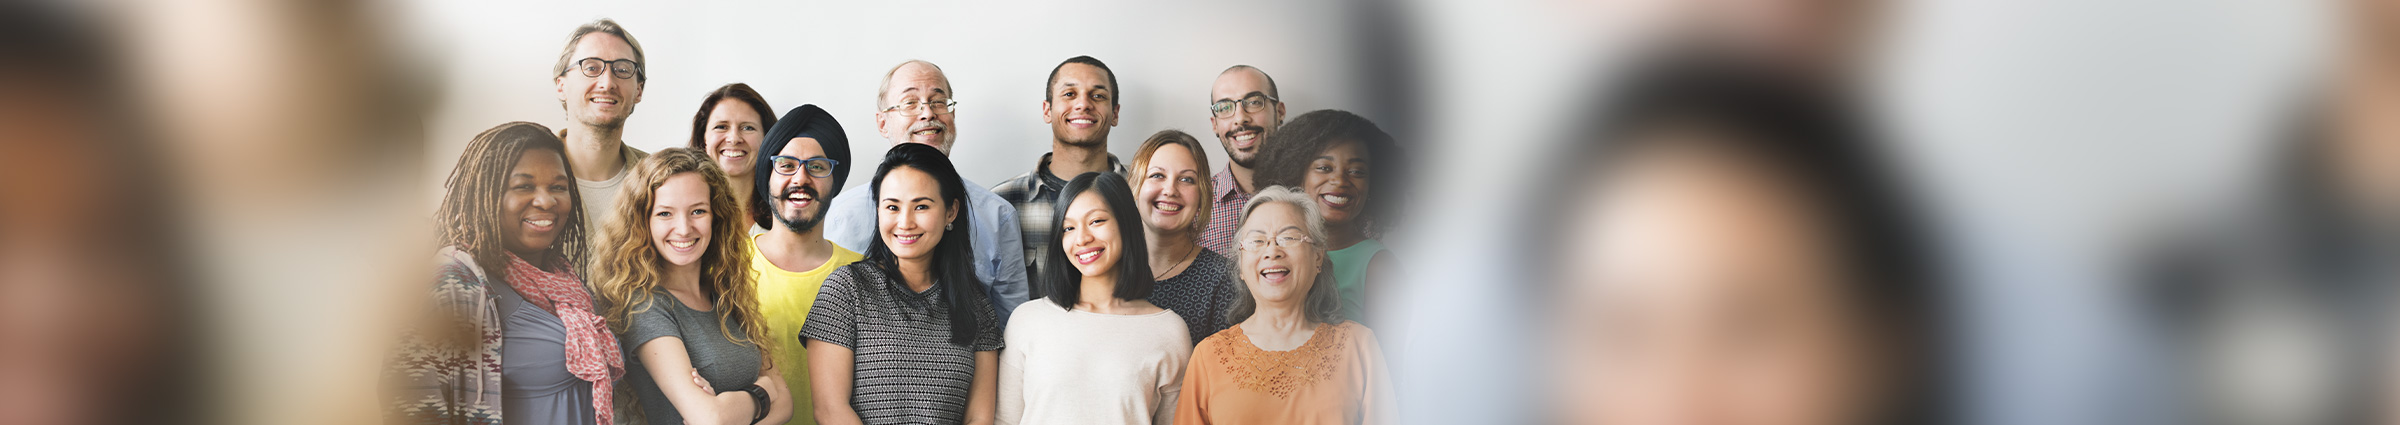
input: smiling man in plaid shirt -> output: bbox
[994,56,1127,295]
[1198,65,1286,254]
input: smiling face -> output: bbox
[1137,143,1205,235]
[1043,63,1119,148]
[1060,191,1124,278]
[1300,139,1371,226]
[648,172,714,266]
[875,62,958,153]
[501,148,574,260]
[877,166,958,261]
[1551,130,1881,425]
[1235,202,1323,308]
[770,137,834,232]
[702,99,766,177]
[1211,69,1281,168]
[554,33,643,130]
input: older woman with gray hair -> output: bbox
[1171,186,1396,424]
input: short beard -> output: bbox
[575,111,628,132]
[1058,131,1109,148]
[775,185,828,233]
[1228,150,1258,168]
[1221,124,1265,168]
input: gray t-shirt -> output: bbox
[495,281,599,425]
[619,290,763,425]
[575,144,651,242]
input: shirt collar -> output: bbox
[1214,167,1247,201]
[1034,152,1125,191]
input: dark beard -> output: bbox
[1222,124,1265,167]
[775,185,827,232]
[1058,130,1109,148]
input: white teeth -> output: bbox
[670,240,696,248]
[1155,202,1182,212]
[529,219,554,227]
[1322,195,1350,205]
[591,98,615,104]
[1236,134,1256,141]
[1077,251,1100,262]
[1069,119,1094,125]
[723,151,746,158]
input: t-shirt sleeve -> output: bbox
[970,287,1006,352]
[1172,339,1214,425]
[800,265,862,350]
[1350,323,1398,425]
[1155,314,1192,424]
[620,292,682,347]
[995,308,1032,425]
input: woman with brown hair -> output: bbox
[687,83,776,212]
[594,148,792,425]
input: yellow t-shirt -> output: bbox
[749,235,864,425]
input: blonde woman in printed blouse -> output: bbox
[1172,186,1395,424]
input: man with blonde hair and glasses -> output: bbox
[551,18,653,240]
[822,59,1032,325]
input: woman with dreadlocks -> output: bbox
[391,121,622,425]
[595,148,792,425]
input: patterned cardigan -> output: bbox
[386,247,504,424]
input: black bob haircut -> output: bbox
[1039,172,1156,309]
[1533,52,1950,425]
[751,104,852,231]
[865,143,986,346]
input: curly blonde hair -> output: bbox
[592,148,772,367]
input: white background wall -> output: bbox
[406,0,1372,197]
[406,1,2333,424]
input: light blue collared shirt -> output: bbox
[823,177,1030,325]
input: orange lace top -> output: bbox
[1172,321,1393,425]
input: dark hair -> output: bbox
[439,122,586,274]
[552,18,646,83]
[1252,109,1409,235]
[1040,172,1156,309]
[751,104,852,231]
[865,143,987,346]
[688,83,775,151]
[1219,65,1278,98]
[1045,55,1120,104]
[1539,54,1947,425]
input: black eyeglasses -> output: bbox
[568,57,642,81]
[1210,93,1277,118]
[770,156,840,178]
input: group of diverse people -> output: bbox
[391,18,1401,425]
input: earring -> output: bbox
[945,222,953,231]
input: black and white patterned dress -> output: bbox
[1146,249,1237,346]
[801,262,1004,424]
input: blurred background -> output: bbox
[0,0,2360,424]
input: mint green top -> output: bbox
[1326,238,1386,323]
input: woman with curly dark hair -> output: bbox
[1253,110,1406,326]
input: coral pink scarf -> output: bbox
[504,253,623,425]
